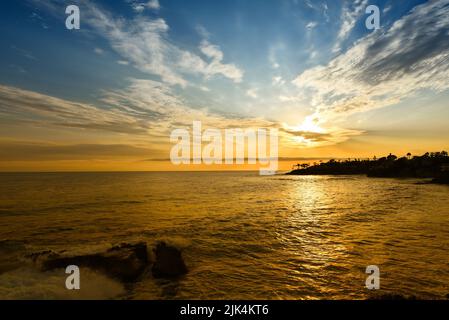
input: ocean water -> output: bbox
[0,172,448,300]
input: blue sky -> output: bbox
[0,0,448,170]
[0,0,428,104]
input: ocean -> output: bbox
[0,172,448,299]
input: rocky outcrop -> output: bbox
[152,241,188,278]
[28,241,189,282]
[29,242,150,282]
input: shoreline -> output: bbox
[286,152,449,185]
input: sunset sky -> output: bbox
[0,0,448,171]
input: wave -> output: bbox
[0,267,126,300]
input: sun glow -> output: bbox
[282,116,329,147]
[296,116,325,133]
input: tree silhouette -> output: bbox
[288,151,449,183]
[387,153,397,161]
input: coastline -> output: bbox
[287,152,449,185]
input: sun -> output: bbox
[296,116,325,133]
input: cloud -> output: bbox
[99,78,185,121]
[293,0,449,124]
[306,21,318,30]
[272,76,285,86]
[0,79,277,144]
[11,46,37,61]
[333,0,368,53]
[304,0,314,9]
[94,47,104,55]
[127,0,160,12]
[0,81,286,162]
[281,127,363,146]
[0,142,159,161]
[279,95,298,102]
[147,0,160,10]
[0,85,150,135]
[246,88,258,99]
[85,11,187,86]
[322,2,330,23]
[195,24,211,39]
[196,40,243,83]
[9,65,27,74]
[81,3,243,87]
[29,11,49,29]
[383,5,392,14]
[30,1,242,87]
[268,43,285,69]
[105,79,272,130]
[309,50,318,59]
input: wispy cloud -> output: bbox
[32,1,243,87]
[246,88,258,99]
[306,21,318,30]
[272,76,285,86]
[198,41,243,83]
[81,3,243,87]
[268,43,285,69]
[147,0,161,10]
[0,142,160,161]
[11,46,37,61]
[15,0,449,154]
[333,0,368,53]
[293,0,449,126]
[94,47,104,55]
[117,60,129,65]
[0,85,150,135]
[0,79,282,159]
[29,11,49,29]
[126,0,160,13]
[281,126,362,146]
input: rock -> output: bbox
[152,241,188,278]
[31,242,150,282]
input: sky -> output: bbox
[0,0,448,171]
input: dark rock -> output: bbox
[152,241,187,278]
[31,242,150,282]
